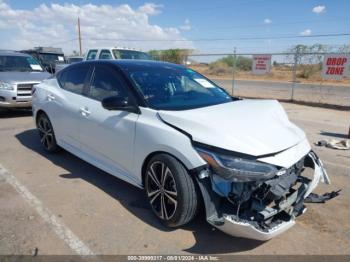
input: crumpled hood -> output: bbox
[0,71,50,84]
[158,100,306,157]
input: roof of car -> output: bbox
[0,50,30,57]
[60,59,186,74]
[101,59,185,69]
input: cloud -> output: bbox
[138,3,163,15]
[312,5,326,14]
[300,29,312,36]
[179,19,191,31]
[263,18,272,24]
[0,2,193,54]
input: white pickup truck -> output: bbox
[84,47,151,61]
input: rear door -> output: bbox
[45,64,92,150]
[78,64,140,184]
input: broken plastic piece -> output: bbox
[304,190,341,203]
[315,139,350,150]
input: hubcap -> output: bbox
[146,161,178,220]
[37,117,54,150]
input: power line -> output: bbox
[202,18,350,31]
[85,33,350,42]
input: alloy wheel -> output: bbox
[146,161,178,220]
[37,116,55,150]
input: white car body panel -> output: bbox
[158,100,306,158]
[258,138,311,168]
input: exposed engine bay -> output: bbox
[195,151,339,241]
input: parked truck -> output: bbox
[21,47,65,74]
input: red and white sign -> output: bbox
[322,54,350,80]
[252,54,272,75]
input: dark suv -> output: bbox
[21,47,65,74]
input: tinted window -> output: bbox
[86,50,97,60]
[99,50,113,60]
[89,66,127,101]
[39,53,64,63]
[59,66,89,95]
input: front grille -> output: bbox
[16,83,37,97]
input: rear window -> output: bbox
[86,50,97,60]
[99,50,113,60]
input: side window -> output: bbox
[99,50,112,60]
[89,66,127,101]
[60,66,89,95]
[86,50,97,60]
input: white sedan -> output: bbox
[32,60,331,240]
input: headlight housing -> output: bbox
[195,147,278,182]
[0,81,14,90]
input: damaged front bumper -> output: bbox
[196,151,331,241]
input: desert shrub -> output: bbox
[207,61,231,75]
[297,63,322,79]
[209,55,252,72]
[148,49,192,64]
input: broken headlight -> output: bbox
[195,147,278,182]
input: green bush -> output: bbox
[148,49,192,64]
[209,55,252,71]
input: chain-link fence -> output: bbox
[185,52,350,108]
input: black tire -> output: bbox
[36,113,59,153]
[145,153,198,227]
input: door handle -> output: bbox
[47,94,55,101]
[79,107,91,116]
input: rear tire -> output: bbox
[36,113,59,153]
[145,154,198,227]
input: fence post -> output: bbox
[231,47,236,96]
[291,47,300,101]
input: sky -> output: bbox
[0,0,349,56]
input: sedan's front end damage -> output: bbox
[195,147,333,241]
[158,99,338,240]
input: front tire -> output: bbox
[145,154,198,227]
[36,113,59,153]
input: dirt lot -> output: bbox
[0,104,349,255]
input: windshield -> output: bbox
[113,49,151,60]
[125,65,232,110]
[0,55,43,72]
[39,53,65,64]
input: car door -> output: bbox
[78,64,140,185]
[45,64,92,151]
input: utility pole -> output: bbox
[78,17,82,56]
[231,47,237,96]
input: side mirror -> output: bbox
[101,96,139,113]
